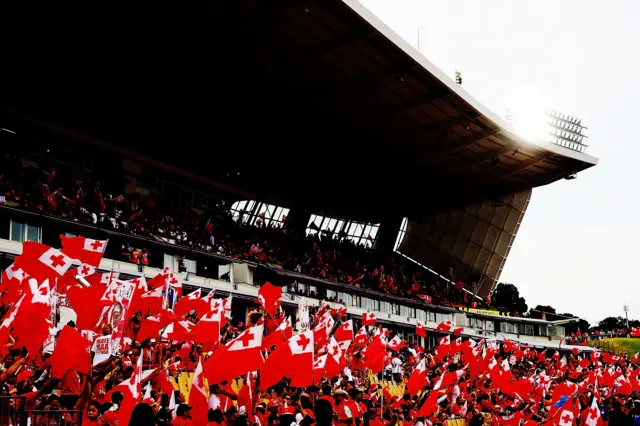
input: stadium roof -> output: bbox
[0,0,597,223]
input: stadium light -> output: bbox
[505,87,550,143]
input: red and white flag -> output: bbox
[261,330,314,388]
[387,335,406,352]
[60,235,108,267]
[258,282,282,317]
[204,325,264,385]
[15,242,74,283]
[436,320,453,333]
[189,359,209,425]
[362,312,376,326]
[416,321,426,337]
[354,326,368,345]
[334,320,354,342]
[406,358,427,395]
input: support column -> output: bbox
[373,215,404,254]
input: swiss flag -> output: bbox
[416,321,426,337]
[258,282,282,317]
[189,359,209,426]
[204,325,264,385]
[334,320,354,342]
[15,242,74,283]
[261,330,314,388]
[362,312,376,326]
[60,235,108,267]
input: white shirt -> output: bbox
[391,357,403,374]
[91,334,113,366]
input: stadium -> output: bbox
[0,1,612,425]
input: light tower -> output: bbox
[547,110,588,153]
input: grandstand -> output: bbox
[0,0,597,347]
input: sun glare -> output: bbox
[506,87,551,143]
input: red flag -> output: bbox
[14,242,74,284]
[137,310,175,342]
[362,312,376,326]
[189,359,209,426]
[49,326,91,378]
[238,373,255,418]
[261,330,314,389]
[103,354,142,426]
[174,289,208,317]
[66,284,114,331]
[354,326,368,345]
[436,320,452,333]
[193,310,223,344]
[416,321,426,337]
[60,235,108,267]
[406,359,427,396]
[204,325,264,385]
[258,282,282,317]
[334,320,354,342]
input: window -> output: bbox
[485,320,495,331]
[306,214,379,248]
[500,322,517,334]
[416,310,427,321]
[359,297,379,311]
[230,200,289,228]
[435,313,451,323]
[10,221,41,243]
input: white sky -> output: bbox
[363,0,640,325]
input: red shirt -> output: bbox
[174,417,194,426]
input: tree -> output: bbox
[599,316,626,330]
[492,283,528,315]
[529,305,557,320]
[559,313,590,334]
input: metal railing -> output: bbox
[0,396,83,426]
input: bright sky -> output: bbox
[363,0,640,326]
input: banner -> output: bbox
[97,280,136,353]
[297,303,310,332]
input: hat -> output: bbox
[334,389,348,397]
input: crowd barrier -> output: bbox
[0,396,83,426]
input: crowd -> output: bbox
[0,234,639,426]
[0,157,488,311]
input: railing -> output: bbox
[26,409,84,426]
[0,396,83,426]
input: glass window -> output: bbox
[428,312,436,322]
[10,221,24,242]
[306,214,379,247]
[435,313,451,323]
[416,310,427,321]
[524,324,535,336]
[10,221,40,243]
[485,320,495,331]
[26,225,40,242]
[230,200,289,227]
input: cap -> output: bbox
[334,389,348,397]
